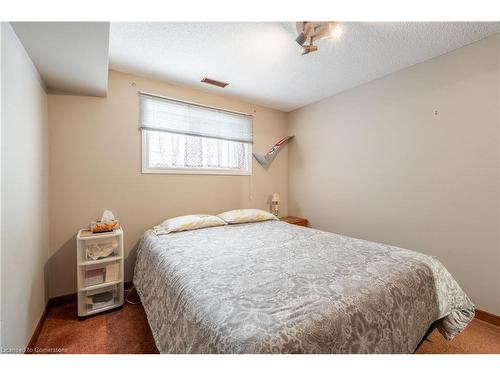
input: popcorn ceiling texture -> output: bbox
[110,22,500,111]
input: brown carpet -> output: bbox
[34,298,158,354]
[416,318,500,354]
[33,297,500,354]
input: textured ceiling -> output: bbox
[110,22,500,112]
[12,22,110,96]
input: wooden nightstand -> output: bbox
[280,216,308,227]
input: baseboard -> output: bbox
[25,304,49,354]
[475,309,500,327]
[48,292,77,307]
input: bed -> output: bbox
[133,220,474,353]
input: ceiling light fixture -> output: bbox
[295,22,341,55]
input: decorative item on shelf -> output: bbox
[90,210,120,233]
[86,291,116,310]
[85,267,106,287]
[271,193,280,218]
[85,239,119,261]
[253,136,294,168]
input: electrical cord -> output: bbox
[124,285,141,305]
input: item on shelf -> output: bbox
[85,268,105,287]
[86,291,115,310]
[104,263,119,283]
[90,210,120,233]
[86,239,119,260]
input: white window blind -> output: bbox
[140,93,253,143]
[140,93,253,175]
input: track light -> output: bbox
[295,21,341,55]
[296,32,307,46]
[301,43,318,55]
[330,25,342,38]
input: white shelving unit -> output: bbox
[76,228,124,319]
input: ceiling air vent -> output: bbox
[201,77,229,88]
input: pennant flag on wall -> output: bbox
[253,136,294,167]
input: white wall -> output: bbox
[1,23,49,350]
[288,34,500,316]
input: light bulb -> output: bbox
[331,25,342,38]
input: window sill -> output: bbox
[141,167,252,176]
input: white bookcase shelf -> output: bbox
[80,279,123,292]
[80,255,123,266]
[76,228,124,319]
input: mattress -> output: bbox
[133,220,474,353]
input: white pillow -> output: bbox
[217,209,278,224]
[153,214,226,235]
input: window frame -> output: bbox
[141,130,253,175]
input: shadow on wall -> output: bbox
[47,236,77,298]
[46,234,142,298]
[124,241,140,284]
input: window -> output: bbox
[140,93,253,175]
